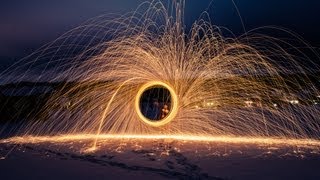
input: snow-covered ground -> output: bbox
[1,138,320,179]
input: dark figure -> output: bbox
[142,98,160,120]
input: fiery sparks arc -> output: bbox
[1,0,320,151]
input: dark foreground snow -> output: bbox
[0,139,320,180]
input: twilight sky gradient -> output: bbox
[1,0,320,68]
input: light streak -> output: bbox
[2,134,320,148]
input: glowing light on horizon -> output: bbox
[2,134,320,150]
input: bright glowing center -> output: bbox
[135,81,178,127]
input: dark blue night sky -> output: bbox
[1,0,320,67]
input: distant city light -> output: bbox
[289,100,299,104]
[244,100,253,107]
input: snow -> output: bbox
[1,139,320,179]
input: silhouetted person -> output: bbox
[151,99,160,120]
[143,98,160,120]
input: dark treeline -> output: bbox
[0,72,319,123]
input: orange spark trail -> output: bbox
[2,134,320,150]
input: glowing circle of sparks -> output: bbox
[135,81,178,127]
